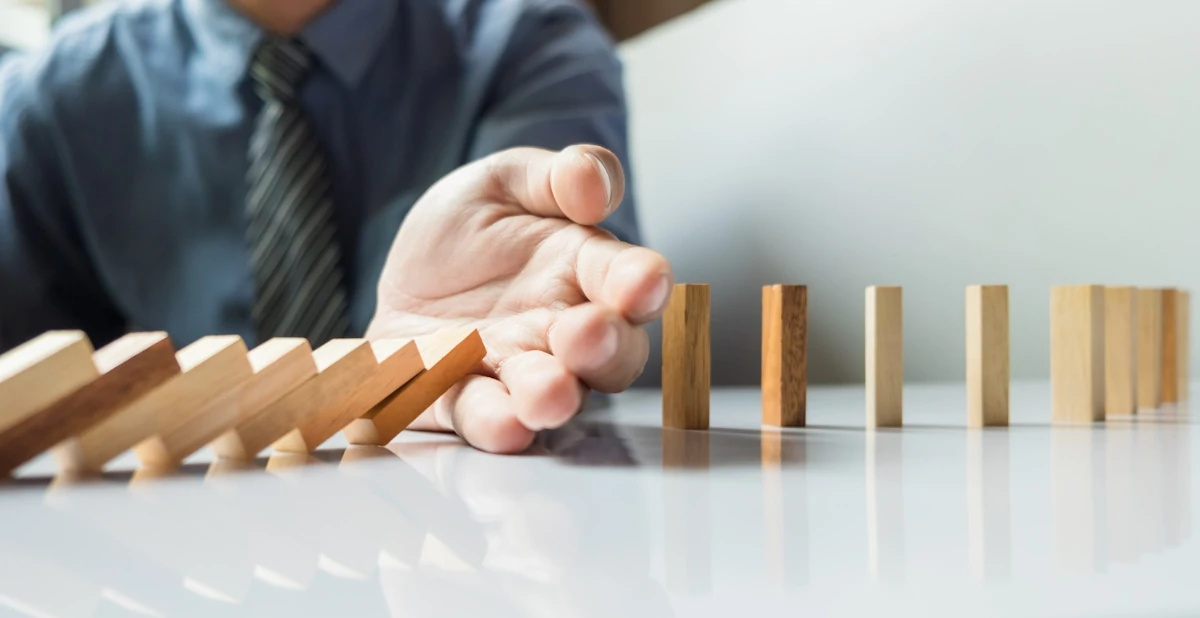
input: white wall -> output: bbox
[620,0,1200,385]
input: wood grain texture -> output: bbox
[273,338,422,453]
[1136,288,1163,410]
[866,286,903,428]
[216,339,377,459]
[0,331,97,435]
[1104,287,1138,416]
[53,336,250,473]
[209,338,319,459]
[1161,288,1180,403]
[0,333,179,476]
[1179,290,1190,402]
[343,328,486,446]
[762,285,807,427]
[966,285,1009,427]
[123,336,253,469]
[662,284,711,430]
[1050,285,1105,423]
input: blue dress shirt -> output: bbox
[0,0,639,352]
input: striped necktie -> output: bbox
[245,37,350,346]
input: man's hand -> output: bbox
[365,145,673,453]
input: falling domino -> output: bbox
[0,331,98,438]
[1104,287,1138,416]
[0,333,179,476]
[866,286,903,428]
[53,336,250,474]
[343,328,486,446]
[272,338,423,453]
[662,284,711,430]
[1136,288,1163,410]
[1050,285,1105,423]
[1162,288,1181,404]
[762,285,807,428]
[209,338,320,460]
[213,339,377,460]
[966,285,1009,428]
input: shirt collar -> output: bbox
[182,0,396,89]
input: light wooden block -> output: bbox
[0,333,179,476]
[966,285,1009,427]
[866,286,903,428]
[272,338,422,453]
[1104,287,1138,416]
[1179,290,1190,401]
[209,338,320,459]
[762,285,807,427]
[54,336,250,474]
[1050,285,1105,423]
[343,328,486,446]
[662,284,711,430]
[0,331,98,436]
[214,339,377,460]
[1137,288,1163,409]
[1161,288,1180,403]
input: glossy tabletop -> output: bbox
[2,383,1197,617]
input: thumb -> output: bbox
[480,145,625,226]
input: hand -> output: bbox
[365,145,674,453]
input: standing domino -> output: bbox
[966,285,1009,427]
[662,284,711,430]
[866,286,903,428]
[762,285,807,427]
[1050,285,1105,423]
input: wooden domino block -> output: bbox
[762,285,807,427]
[1161,288,1181,403]
[0,333,179,476]
[213,339,377,460]
[663,284,711,430]
[0,331,98,436]
[54,336,250,474]
[1050,285,1105,423]
[1179,290,1190,401]
[866,286,902,428]
[209,339,320,459]
[1104,287,1138,416]
[343,328,486,446]
[966,285,1009,427]
[1136,288,1163,409]
[272,338,422,453]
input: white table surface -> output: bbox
[2,382,1197,617]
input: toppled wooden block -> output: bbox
[55,336,250,474]
[272,338,422,453]
[0,331,98,436]
[0,333,178,476]
[215,339,377,460]
[343,328,485,446]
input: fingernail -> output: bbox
[585,153,614,213]
[639,275,672,321]
[596,319,620,366]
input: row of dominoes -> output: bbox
[661,283,1190,429]
[0,327,487,476]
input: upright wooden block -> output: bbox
[0,333,179,476]
[1179,290,1190,402]
[1104,287,1138,416]
[214,339,377,460]
[663,284,711,430]
[966,285,1009,427]
[1137,288,1163,409]
[273,338,423,453]
[54,336,250,474]
[209,339,320,459]
[865,286,903,428]
[1162,288,1181,403]
[343,328,486,446]
[1050,285,1105,423]
[0,331,98,435]
[762,285,807,427]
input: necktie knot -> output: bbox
[250,37,312,101]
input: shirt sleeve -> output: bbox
[466,0,642,245]
[0,52,125,352]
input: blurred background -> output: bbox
[4,0,1197,386]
